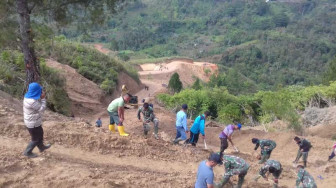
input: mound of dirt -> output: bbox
[139,60,218,87]
[1,89,336,187]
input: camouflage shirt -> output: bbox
[254,139,277,152]
[223,155,250,176]
[137,106,155,122]
[296,168,316,188]
[259,160,281,178]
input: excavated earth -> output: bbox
[0,46,336,188]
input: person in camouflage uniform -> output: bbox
[293,136,312,167]
[254,159,282,188]
[295,165,317,188]
[137,102,159,139]
[216,155,250,188]
[252,138,277,164]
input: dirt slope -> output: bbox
[1,45,335,188]
[1,88,336,188]
[139,60,218,87]
[46,59,143,118]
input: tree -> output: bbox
[323,57,336,85]
[12,0,124,85]
[168,72,182,93]
[192,78,202,90]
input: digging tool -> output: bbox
[233,146,240,153]
[204,139,208,149]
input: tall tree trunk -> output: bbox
[17,0,40,85]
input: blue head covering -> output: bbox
[24,82,42,99]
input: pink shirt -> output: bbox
[219,124,234,138]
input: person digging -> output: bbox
[218,123,241,156]
[137,102,159,139]
[293,136,312,167]
[295,165,317,188]
[252,138,277,164]
[216,155,250,188]
[107,93,131,136]
[254,159,282,188]
[185,111,210,146]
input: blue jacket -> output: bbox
[190,114,206,136]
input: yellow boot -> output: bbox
[117,126,129,136]
[108,124,116,133]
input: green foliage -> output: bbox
[39,41,139,93]
[55,0,336,91]
[191,78,202,90]
[168,73,183,93]
[159,81,336,131]
[323,56,336,84]
[0,50,71,116]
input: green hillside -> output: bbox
[63,0,336,91]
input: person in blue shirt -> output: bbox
[195,152,223,188]
[95,117,102,127]
[173,104,188,144]
[185,111,210,146]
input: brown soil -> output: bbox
[1,47,335,188]
[139,60,218,87]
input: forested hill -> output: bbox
[62,0,336,91]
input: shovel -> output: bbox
[204,139,208,149]
[233,146,240,153]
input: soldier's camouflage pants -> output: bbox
[143,118,159,135]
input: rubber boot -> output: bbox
[109,124,116,133]
[304,161,307,167]
[154,125,159,140]
[23,141,38,158]
[37,142,51,152]
[117,126,129,136]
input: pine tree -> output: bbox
[168,72,183,93]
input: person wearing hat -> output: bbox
[216,155,250,188]
[23,82,51,158]
[137,102,159,139]
[295,165,317,188]
[185,111,210,146]
[107,93,132,136]
[252,138,277,164]
[173,104,189,144]
[218,123,241,156]
[254,159,282,188]
[293,136,312,167]
[195,152,222,188]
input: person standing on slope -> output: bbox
[254,159,282,188]
[295,165,317,188]
[137,102,159,139]
[185,111,210,146]
[252,138,277,164]
[173,104,189,144]
[293,136,312,167]
[23,82,51,158]
[328,142,336,161]
[195,152,223,188]
[218,123,241,156]
[107,93,131,136]
[216,155,250,188]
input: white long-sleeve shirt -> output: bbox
[23,98,46,128]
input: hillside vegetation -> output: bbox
[63,0,336,91]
